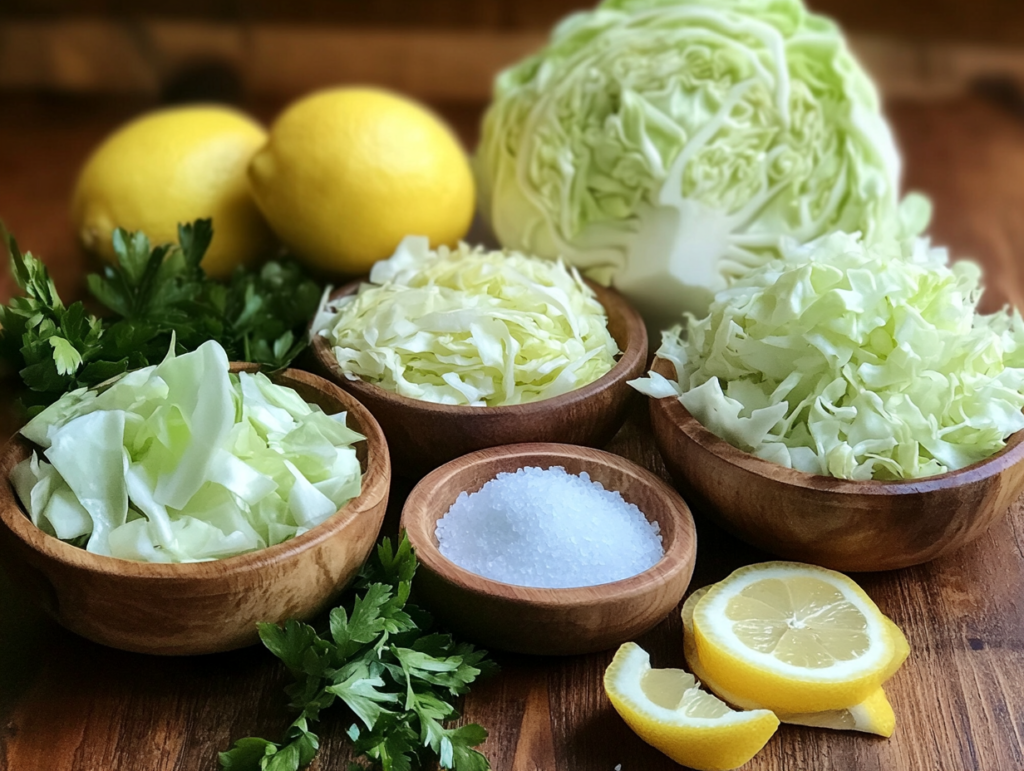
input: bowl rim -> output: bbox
[649,356,1024,495]
[308,277,647,417]
[399,442,697,607]
[0,365,391,579]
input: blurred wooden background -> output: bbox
[2,0,1024,102]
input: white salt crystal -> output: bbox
[434,466,664,589]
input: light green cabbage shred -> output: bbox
[11,340,364,562]
[315,236,619,406]
[477,0,923,332]
[630,232,1024,480]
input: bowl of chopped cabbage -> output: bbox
[310,238,647,476]
[648,353,1024,572]
[0,357,391,655]
[636,231,1024,570]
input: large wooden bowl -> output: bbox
[310,279,647,477]
[400,443,697,655]
[0,366,391,655]
[648,357,1024,572]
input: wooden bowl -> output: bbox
[399,443,697,655]
[0,366,391,655]
[310,279,647,477]
[648,357,1024,572]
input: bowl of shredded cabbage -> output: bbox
[310,236,647,475]
[632,232,1024,571]
[0,341,390,654]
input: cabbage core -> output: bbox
[478,0,913,330]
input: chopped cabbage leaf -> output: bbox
[630,232,1024,480]
[315,236,619,406]
[12,340,364,562]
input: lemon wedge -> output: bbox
[604,642,779,771]
[682,588,898,737]
[693,562,904,714]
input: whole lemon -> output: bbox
[248,88,475,276]
[72,105,275,279]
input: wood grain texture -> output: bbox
[2,0,1023,46]
[2,93,1024,770]
[311,280,647,477]
[399,443,697,655]
[0,366,391,655]
[648,356,1024,572]
[4,21,1024,102]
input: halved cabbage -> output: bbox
[11,340,364,562]
[477,0,922,332]
[631,232,1024,480]
[314,236,619,406]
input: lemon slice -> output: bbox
[682,588,898,737]
[604,642,779,771]
[693,562,900,714]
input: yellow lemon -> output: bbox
[604,642,779,771]
[681,588,899,737]
[72,105,275,279]
[248,87,475,276]
[692,562,907,715]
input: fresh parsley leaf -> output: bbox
[222,536,495,771]
[326,661,400,729]
[0,220,322,411]
[47,336,83,376]
[259,619,321,677]
[218,737,279,771]
[220,716,320,771]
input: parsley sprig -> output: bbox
[220,537,496,771]
[0,220,322,412]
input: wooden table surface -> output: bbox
[3,92,1024,771]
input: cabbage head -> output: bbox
[477,0,919,331]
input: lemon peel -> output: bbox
[249,87,474,276]
[604,642,778,771]
[682,588,898,737]
[693,562,905,714]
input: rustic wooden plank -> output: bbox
[4,0,1024,47]
[4,20,1024,101]
[3,92,1024,771]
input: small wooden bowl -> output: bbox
[310,279,647,477]
[399,443,697,655]
[648,357,1024,572]
[0,366,391,655]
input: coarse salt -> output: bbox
[435,466,664,589]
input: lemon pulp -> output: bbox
[693,562,900,713]
[682,587,900,736]
[604,642,779,771]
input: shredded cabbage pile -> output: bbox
[630,232,1024,480]
[476,0,931,335]
[11,340,363,562]
[315,236,619,406]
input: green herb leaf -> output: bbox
[218,737,279,771]
[221,536,495,771]
[1,220,322,410]
[259,620,321,677]
[47,336,83,376]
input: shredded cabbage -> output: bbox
[630,232,1024,480]
[315,235,619,406]
[11,340,364,562]
[477,0,925,333]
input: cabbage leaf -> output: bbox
[315,236,619,406]
[477,0,926,332]
[631,232,1024,480]
[11,340,364,562]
